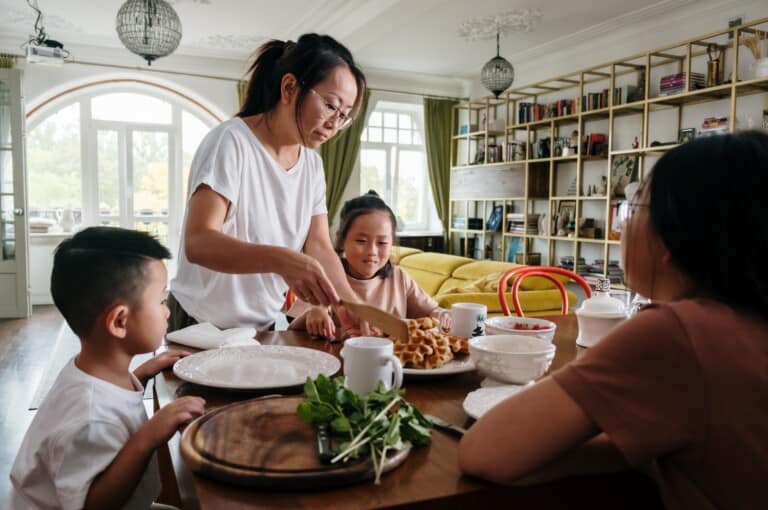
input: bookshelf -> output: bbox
[448,16,768,288]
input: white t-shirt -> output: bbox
[9,357,160,510]
[171,117,328,331]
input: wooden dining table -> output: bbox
[154,315,663,509]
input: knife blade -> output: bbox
[340,299,409,342]
[425,414,467,436]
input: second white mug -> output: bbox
[340,337,403,395]
[440,302,487,338]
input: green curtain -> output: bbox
[236,80,248,110]
[423,97,457,238]
[0,53,16,68]
[319,90,370,223]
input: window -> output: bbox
[359,101,439,232]
[27,82,218,268]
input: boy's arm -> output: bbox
[133,350,190,388]
[82,396,205,510]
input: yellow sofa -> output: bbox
[391,247,577,317]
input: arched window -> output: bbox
[26,80,219,266]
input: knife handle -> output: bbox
[317,424,335,464]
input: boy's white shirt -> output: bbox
[9,357,160,510]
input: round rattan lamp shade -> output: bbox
[116,0,182,66]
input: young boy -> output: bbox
[9,227,206,510]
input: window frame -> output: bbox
[26,80,219,259]
[360,103,435,232]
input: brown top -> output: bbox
[553,299,768,510]
[289,264,439,319]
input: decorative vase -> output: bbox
[752,58,768,79]
[59,209,75,233]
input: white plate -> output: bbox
[402,355,475,376]
[173,345,341,390]
[462,384,531,419]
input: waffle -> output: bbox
[390,316,466,369]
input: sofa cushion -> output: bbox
[435,289,577,314]
[390,246,422,264]
[399,266,451,296]
[399,252,470,277]
[451,260,570,291]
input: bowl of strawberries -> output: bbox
[484,316,557,343]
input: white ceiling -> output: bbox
[0,0,703,77]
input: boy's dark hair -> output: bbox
[51,227,171,337]
[237,33,367,144]
[647,130,768,318]
[337,190,397,279]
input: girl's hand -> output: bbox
[281,252,339,307]
[439,312,452,334]
[306,307,335,339]
[143,396,206,447]
[133,350,191,386]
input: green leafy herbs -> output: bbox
[296,374,432,484]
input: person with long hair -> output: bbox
[169,34,368,332]
[459,131,768,509]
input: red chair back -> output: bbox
[498,266,593,317]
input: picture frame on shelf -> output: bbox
[677,127,696,144]
[610,155,639,197]
[556,200,576,237]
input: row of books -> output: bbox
[516,85,643,123]
[561,257,625,284]
[517,100,577,123]
[506,213,540,235]
[660,72,704,96]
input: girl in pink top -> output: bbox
[289,191,447,339]
[459,131,768,510]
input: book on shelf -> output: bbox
[584,133,607,156]
[506,213,540,235]
[659,72,704,96]
[486,205,503,231]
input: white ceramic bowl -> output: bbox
[484,316,557,343]
[469,335,556,384]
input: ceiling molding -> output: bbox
[504,0,700,63]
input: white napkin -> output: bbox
[166,322,259,350]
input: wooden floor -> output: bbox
[0,306,66,504]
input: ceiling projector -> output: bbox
[26,40,65,66]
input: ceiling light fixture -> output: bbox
[116,0,182,66]
[459,9,542,97]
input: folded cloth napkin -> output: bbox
[166,322,259,350]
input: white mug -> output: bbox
[340,337,403,394]
[439,303,487,338]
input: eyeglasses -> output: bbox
[308,89,354,130]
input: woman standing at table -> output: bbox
[459,131,768,509]
[169,34,367,332]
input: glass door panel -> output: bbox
[0,69,30,317]
[0,78,15,261]
[360,148,388,201]
[396,150,426,227]
[131,130,170,247]
[97,129,119,219]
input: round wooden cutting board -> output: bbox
[180,396,410,490]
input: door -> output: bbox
[0,68,30,318]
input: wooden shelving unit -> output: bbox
[448,16,768,287]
